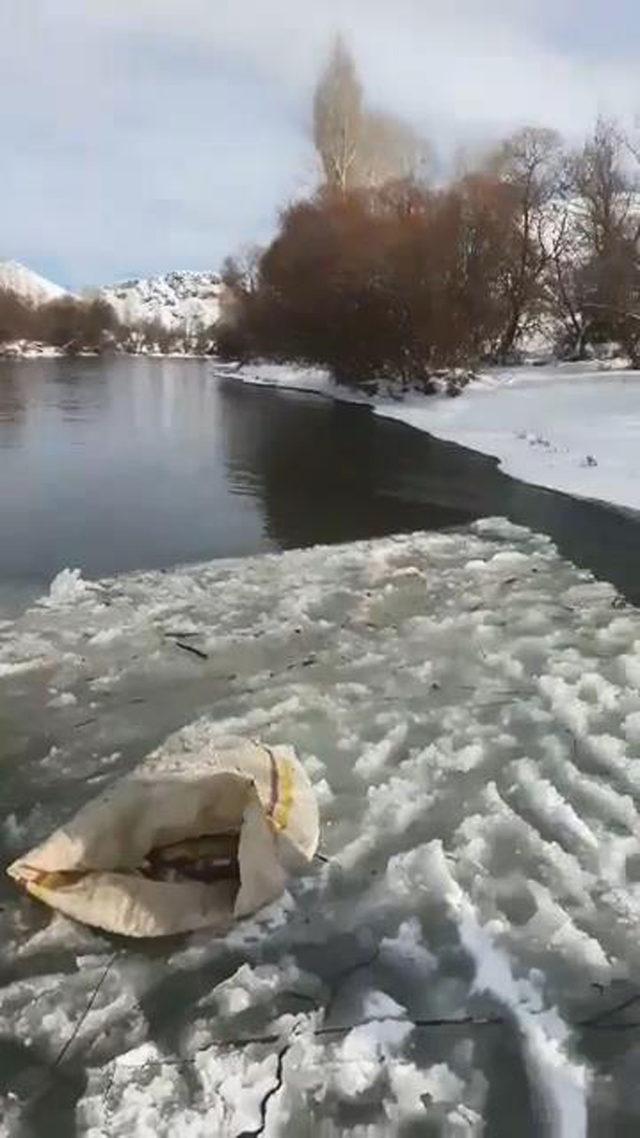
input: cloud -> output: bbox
[1,1,639,287]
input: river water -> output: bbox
[3,358,640,1136]
[1,357,639,609]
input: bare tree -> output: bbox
[0,291,36,343]
[313,35,363,192]
[489,126,564,359]
[221,245,262,294]
[571,118,637,255]
[566,118,640,361]
[543,199,592,357]
[313,36,430,194]
[357,110,431,187]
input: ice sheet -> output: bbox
[2,520,640,1134]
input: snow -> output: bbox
[228,360,640,514]
[43,566,99,606]
[223,360,338,398]
[0,339,67,358]
[386,839,588,1138]
[0,259,69,304]
[3,520,640,1132]
[101,270,223,333]
[0,262,225,354]
[379,363,640,514]
[0,261,223,330]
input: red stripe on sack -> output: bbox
[265,745,279,817]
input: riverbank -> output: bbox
[0,340,216,359]
[5,356,640,619]
[226,360,640,514]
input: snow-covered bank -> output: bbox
[382,363,640,513]
[229,361,640,514]
[0,340,68,359]
[4,521,640,1133]
[0,344,217,361]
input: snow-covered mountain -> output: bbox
[99,270,223,332]
[0,260,68,305]
[0,261,223,332]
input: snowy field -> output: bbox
[227,361,640,514]
[3,521,640,1134]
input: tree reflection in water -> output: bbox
[217,376,640,606]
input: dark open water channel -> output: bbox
[0,356,638,609]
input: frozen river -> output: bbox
[3,522,640,1135]
[3,360,640,1135]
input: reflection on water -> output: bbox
[0,358,474,604]
[1,357,639,612]
[0,359,271,602]
[0,369,26,442]
[218,379,475,549]
[218,377,640,605]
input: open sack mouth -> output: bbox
[139,831,241,884]
[18,831,242,890]
[7,737,319,937]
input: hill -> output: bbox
[0,260,69,305]
[99,270,222,333]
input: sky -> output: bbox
[2,0,640,290]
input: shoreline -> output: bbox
[223,360,640,516]
[0,349,217,361]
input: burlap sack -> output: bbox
[7,736,319,937]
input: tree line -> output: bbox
[219,37,640,391]
[0,291,218,356]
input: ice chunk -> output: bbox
[43,567,96,606]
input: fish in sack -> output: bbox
[7,736,319,938]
